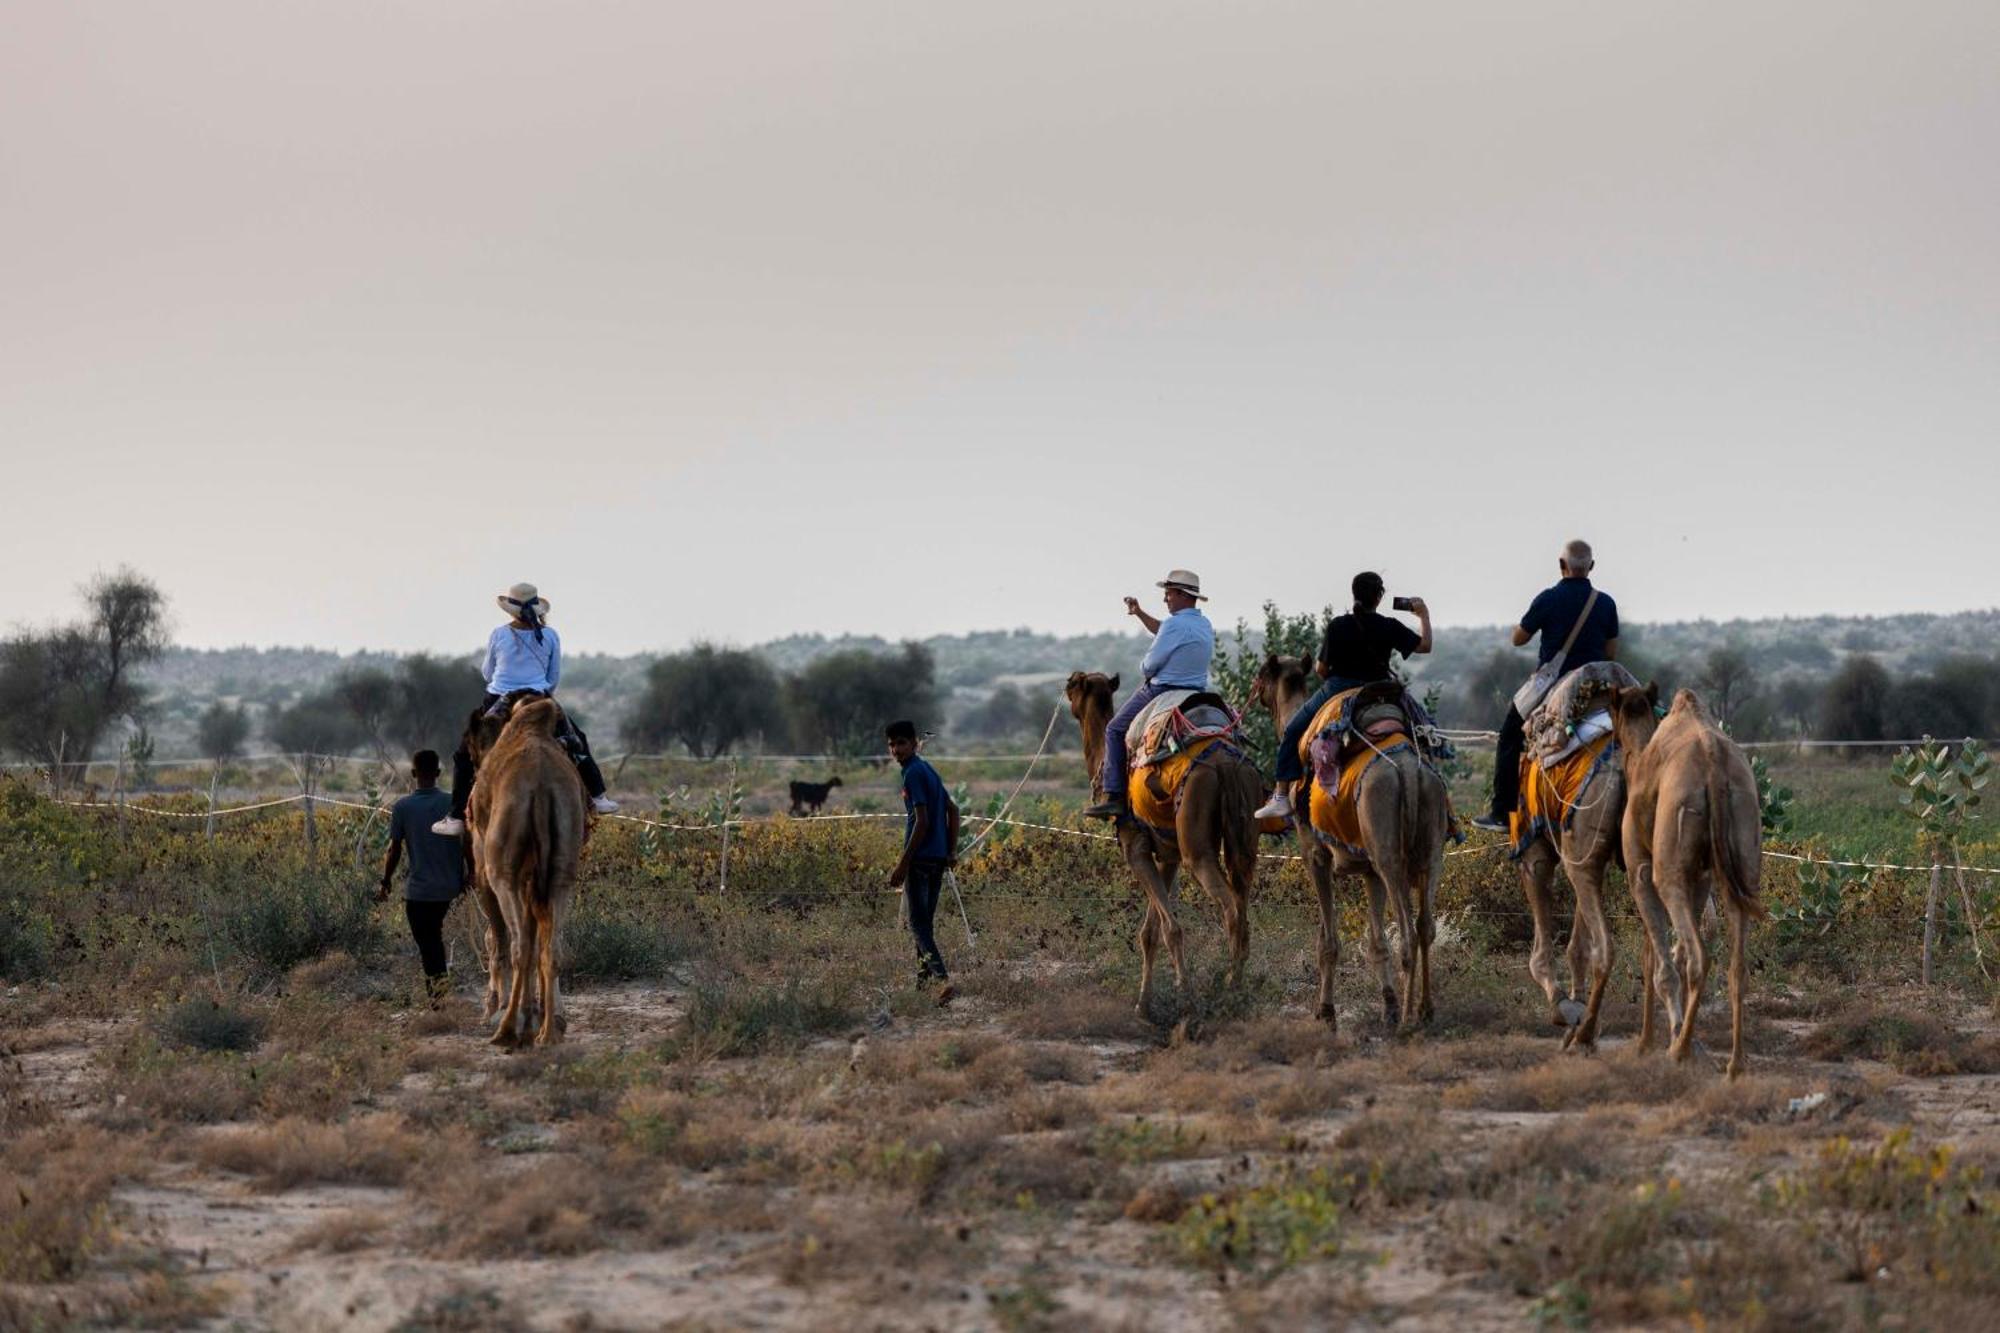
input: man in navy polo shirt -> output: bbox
[886,719,962,1005]
[378,749,467,1000]
[1471,539,1621,831]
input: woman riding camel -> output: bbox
[431,582,619,836]
[1254,571,1433,822]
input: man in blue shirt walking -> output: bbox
[1470,540,1621,831]
[377,750,467,1001]
[886,720,962,1004]
[1083,569,1216,821]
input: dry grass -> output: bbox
[1442,1051,1708,1113]
[289,1207,395,1254]
[192,1114,433,1191]
[1804,1001,2000,1075]
[0,1124,148,1282]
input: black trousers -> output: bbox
[1491,704,1526,818]
[405,899,453,979]
[906,859,950,981]
[450,693,607,817]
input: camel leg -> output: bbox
[492,897,533,1047]
[1360,869,1398,1027]
[1412,846,1440,1027]
[476,885,509,1022]
[1518,846,1571,1026]
[1123,833,1188,1021]
[1562,854,1614,1052]
[1627,857,1678,1054]
[533,899,562,1047]
[1308,846,1341,1029]
[1636,925,1658,1055]
[1135,902,1159,1015]
[1663,872,1708,1064]
[1182,830,1245,988]
[1725,902,1748,1078]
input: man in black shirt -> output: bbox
[1256,572,1432,821]
[1469,540,1620,832]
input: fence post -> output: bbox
[113,751,129,843]
[1922,850,1942,985]
[204,762,220,843]
[717,757,737,894]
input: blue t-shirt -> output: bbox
[1139,608,1214,688]
[388,788,466,903]
[898,756,953,862]
[1520,579,1620,669]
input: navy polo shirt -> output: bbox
[1520,578,1620,669]
[898,755,953,862]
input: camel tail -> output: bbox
[1398,748,1423,870]
[1219,760,1257,885]
[531,785,565,909]
[1708,754,1767,921]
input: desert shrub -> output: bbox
[219,874,379,975]
[0,894,54,981]
[1772,1129,2000,1289]
[155,996,263,1052]
[562,903,692,982]
[0,1126,139,1282]
[1173,1169,1345,1278]
[674,968,858,1058]
[194,1115,428,1191]
[1804,1004,1997,1076]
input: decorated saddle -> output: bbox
[1524,661,1641,765]
[1294,683,1416,858]
[1129,689,1240,771]
[1510,729,1620,859]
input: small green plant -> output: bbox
[1173,1169,1344,1278]
[1772,1129,2000,1286]
[1752,753,1794,836]
[1891,737,1988,850]
[1089,1116,1207,1164]
[1771,846,1868,947]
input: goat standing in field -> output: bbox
[789,776,844,817]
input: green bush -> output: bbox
[562,904,692,983]
[218,876,378,976]
[0,895,54,981]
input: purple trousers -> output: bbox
[1100,681,1167,797]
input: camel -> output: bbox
[464,694,590,1047]
[1249,656,1449,1032]
[1065,672,1262,1022]
[1509,704,1633,1054]
[1610,685,1766,1077]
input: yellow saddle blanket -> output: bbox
[1306,733,1410,857]
[1510,731,1616,852]
[1129,735,1224,830]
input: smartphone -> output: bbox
[1391,596,1414,612]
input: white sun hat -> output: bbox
[1156,569,1207,601]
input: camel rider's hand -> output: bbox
[1123,596,1142,618]
[1407,596,1429,617]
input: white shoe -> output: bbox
[431,816,466,836]
[590,795,620,815]
[1253,788,1293,821]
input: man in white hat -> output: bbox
[432,582,619,836]
[1082,570,1215,821]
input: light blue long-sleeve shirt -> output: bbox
[485,624,562,695]
[1140,608,1213,688]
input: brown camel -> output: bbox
[1511,711,1631,1053]
[1065,672,1262,1022]
[1249,656,1449,1032]
[1610,685,1766,1077]
[465,695,589,1047]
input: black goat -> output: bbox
[788,776,844,817]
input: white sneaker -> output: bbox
[590,795,620,815]
[1253,788,1293,821]
[431,816,466,836]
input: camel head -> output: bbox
[1250,653,1312,721]
[1607,681,1661,757]
[1065,671,1119,793]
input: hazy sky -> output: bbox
[4,2,1994,656]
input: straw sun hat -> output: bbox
[498,582,551,618]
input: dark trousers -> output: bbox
[1490,704,1526,818]
[405,899,453,979]
[906,859,950,980]
[451,693,606,817]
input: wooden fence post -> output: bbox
[1922,850,1942,985]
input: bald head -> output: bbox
[1561,539,1595,577]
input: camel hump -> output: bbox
[507,698,564,737]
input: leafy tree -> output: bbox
[1458,647,1526,730]
[1818,655,1891,755]
[626,644,783,758]
[332,666,400,761]
[785,642,939,757]
[391,653,486,756]
[0,569,169,787]
[266,689,369,855]
[196,701,252,764]
[1696,642,1758,731]
[1212,601,1329,774]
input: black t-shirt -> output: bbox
[1319,611,1421,684]
[1520,578,1619,668]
